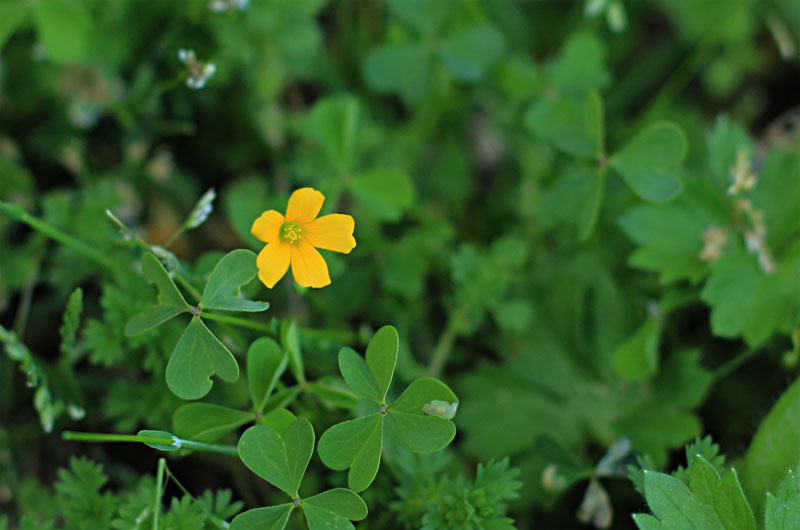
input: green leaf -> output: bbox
[302,489,368,530]
[317,414,383,492]
[701,241,800,346]
[338,348,382,402]
[524,93,604,158]
[0,0,28,52]
[642,471,725,529]
[311,95,359,175]
[387,377,458,453]
[172,403,252,443]
[31,0,91,64]
[610,122,687,203]
[124,253,189,336]
[765,468,800,530]
[138,430,179,452]
[230,504,294,530]
[687,457,756,530]
[365,325,399,399]
[362,44,431,104]
[611,316,661,381]
[350,169,414,222]
[59,287,83,359]
[742,376,800,517]
[440,25,505,83]
[200,249,269,312]
[578,167,606,241]
[258,408,297,437]
[248,337,288,413]
[237,419,314,498]
[166,317,240,400]
[280,320,305,384]
[549,31,610,97]
[387,0,453,33]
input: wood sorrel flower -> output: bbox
[251,187,356,288]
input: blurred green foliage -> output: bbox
[2,0,800,528]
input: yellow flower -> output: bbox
[251,187,356,289]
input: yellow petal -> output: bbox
[290,242,330,288]
[256,242,291,288]
[285,187,325,223]
[251,210,285,244]
[307,214,356,254]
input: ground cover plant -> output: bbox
[2,0,800,528]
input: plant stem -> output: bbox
[0,201,116,270]
[713,347,763,382]
[428,316,460,378]
[153,458,166,530]
[201,311,275,335]
[61,431,238,455]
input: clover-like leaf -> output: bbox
[280,319,305,384]
[166,317,240,400]
[238,419,314,499]
[338,348,382,403]
[386,377,458,453]
[338,325,398,403]
[230,504,294,530]
[317,414,383,493]
[200,249,269,312]
[248,337,288,413]
[610,122,687,203]
[173,403,252,443]
[258,408,297,436]
[302,489,368,530]
[125,253,190,336]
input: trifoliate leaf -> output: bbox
[440,25,505,83]
[362,44,431,104]
[549,31,610,97]
[230,504,294,530]
[125,253,189,336]
[237,419,314,498]
[317,414,383,493]
[350,168,414,222]
[166,317,240,400]
[611,122,687,203]
[200,249,269,312]
[302,489,368,530]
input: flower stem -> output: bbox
[0,201,116,270]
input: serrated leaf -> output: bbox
[311,95,359,175]
[440,25,505,83]
[237,419,314,498]
[350,169,414,222]
[200,249,269,312]
[173,403,252,443]
[59,287,83,359]
[611,316,661,381]
[642,471,725,529]
[387,377,458,453]
[138,430,179,452]
[317,414,383,492]
[611,122,687,203]
[765,468,800,530]
[124,253,189,336]
[280,320,305,384]
[31,0,91,64]
[166,317,240,400]
[248,337,288,413]
[302,489,368,530]
[230,504,293,530]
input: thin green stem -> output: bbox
[201,311,275,335]
[428,315,461,378]
[164,226,186,249]
[0,202,116,270]
[712,347,764,382]
[153,458,166,530]
[61,431,238,456]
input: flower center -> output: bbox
[279,221,304,244]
